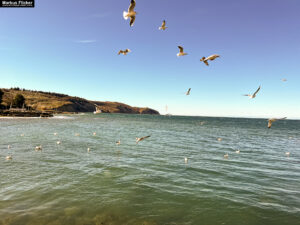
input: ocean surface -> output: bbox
[0,114,299,225]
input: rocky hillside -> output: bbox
[0,88,159,115]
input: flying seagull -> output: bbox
[186,88,191,95]
[267,117,287,128]
[243,86,261,99]
[282,78,287,82]
[136,135,151,144]
[177,46,188,57]
[159,20,167,30]
[200,54,220,66]
[118,49,131,55]
[123,0,137,27]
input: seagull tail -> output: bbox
[123,11,129,20]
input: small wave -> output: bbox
[51,115,74,120]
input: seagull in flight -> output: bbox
[282,78,287,82]
[159,20,167,30]
[177,46,188,57]
[123,0,137,27]
[243,86,261,99]
[136,135,151,144]
[267,117,287,128]
[200,54,220,66]
[186,88,191,95]
[118,49,131,55]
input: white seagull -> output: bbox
[186,88,191,96]
[224,154,229,159]
[243,86,261,99]
[285,152,290,156]
[159,20,167,30]
[123,0,137,27]
[8,145,11,149]
[56,141,61,145]
[177,46,188,57]
[6,155,12,160]
[200,54,220,66]
[116,140,121,145]
[118,49,131,55]
[184,157,188,164]
[54,133,57,136]
[267,117,287,129]
[235,150,240,154]
[35,145,42,151]
[87,148,91,152]
[136,135,151,144]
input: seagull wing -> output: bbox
[253,86,261,96]
[204,61,209,66]
[186,88,191,95]
[128,0,136,12]
[178,46,184,53]
[130,16,135,27]
[118,50,123,55]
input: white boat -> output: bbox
[93,105,102,114]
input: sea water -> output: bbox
[0,114,299,225]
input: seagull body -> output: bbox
[75,133,80,136]
[56,141,61,145]
[285,152,290,156]
[20,134,24,137]
[282,78,287,82]
[186,88,191,96]
[54,133,57,136]
[177,46,188,57]
[6,155,12,160]
[267,117,287,128]
[200,54,220,66]
[123,0,137,27]
[224,154,229,159]
[159,20,167,30]
[218,138,222,142]
[116,140,121,145]
[118,49,131,55]
[8,145,11,149]
[243,86,261,99]
[93,132,97,136]
[136,135,151,144]
[236,150,240,154]
[87,148,91,152]
[35,145,42,151]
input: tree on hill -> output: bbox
[13,94,26,108]
[0,89,3,105]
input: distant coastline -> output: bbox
[0,88,159,116]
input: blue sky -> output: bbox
[0,0,299,118]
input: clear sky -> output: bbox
[0,0,299,118]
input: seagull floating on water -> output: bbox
[243,86,261,99]
[136,135,151,144]
[218,138,222,141]
[93,132,97,136]
[184,157,188,164]
[186,88,191,96]
[200,54,220,66]
[54,133,57,136]
[267,117,287,128]
[116,140,121,145]
[224,154,229,159]
[75,133,80,137]
[159,20,167,30]
[56,141,61,145]
[6,155,12,160]
[123,0,137,27]
[8,145,11,149]
[35,145,42,151]
[285,152,290,156]
[177,46,188,57]
[87,148,91,152]
[235,150,240,154]
[118,49,131,55]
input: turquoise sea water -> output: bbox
[0,114,299,225]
